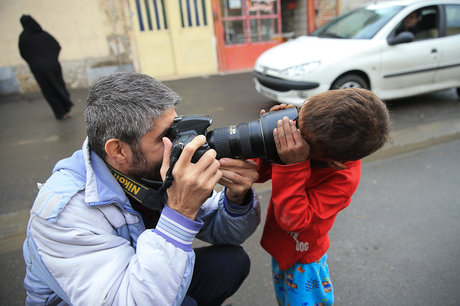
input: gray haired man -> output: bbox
[23,72,260,305]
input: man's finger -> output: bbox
[175,135,207,166]
[219,158,257,171]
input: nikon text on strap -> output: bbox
[107,165,166,212]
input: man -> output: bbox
[23,72,261,305]
[396,11,421,36]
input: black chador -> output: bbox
[19,15,73,120]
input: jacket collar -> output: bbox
[53,138,129,207]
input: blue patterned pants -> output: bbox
[271,254,334,306]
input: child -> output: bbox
[256,88,391,305]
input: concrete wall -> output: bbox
[0,0,134,94]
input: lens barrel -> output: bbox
[206,107,298,162]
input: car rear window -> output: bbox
[446,4,460,36]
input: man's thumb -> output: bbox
[161,137,172,180]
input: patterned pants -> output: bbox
[271,254,334,306]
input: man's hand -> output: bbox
[218,158,259,205]
[161,136,222,220]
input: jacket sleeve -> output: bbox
[27,192,200,306]
[195,188,261,245]
[255,158,272,183]
[270,160,361,232]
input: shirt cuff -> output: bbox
[223,187,254,217]
[154,206,204,251]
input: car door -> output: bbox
[378,6,440,98]
[433,4,460,86]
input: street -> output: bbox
[0,72,459,305]
[229,139,460,305]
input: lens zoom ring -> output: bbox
[212,128,233,158]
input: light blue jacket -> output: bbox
[23,139,260,305]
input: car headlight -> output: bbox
[281,61,321,77]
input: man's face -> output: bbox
[127,108,177,181]
[404,12,418,28]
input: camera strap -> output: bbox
[158,142,184,194]
[107,164,166,212]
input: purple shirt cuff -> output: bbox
[153,206,204,251]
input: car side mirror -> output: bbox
[387,31,415,45]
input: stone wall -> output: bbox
[0,0,134,95]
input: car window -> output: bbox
[311,5,403,39]
[446,4,460,36]
[395,6,439,41]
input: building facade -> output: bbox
[1,0,358,94]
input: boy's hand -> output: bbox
[274,116,310,164]
[260,103,294,115]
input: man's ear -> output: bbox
[105,139,131,165]
[328,160,347,170]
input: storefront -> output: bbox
[2,0,342,94]
[128,0,338,78]
[212,0,283,72]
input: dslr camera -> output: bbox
[168,107,299,163]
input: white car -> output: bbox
[253,0,460,106]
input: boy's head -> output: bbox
[298,88,390,163]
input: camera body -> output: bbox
[168,115,213,163]
[168,107,299,163]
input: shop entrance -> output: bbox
[213,0,282,72]
[129,0,217,78]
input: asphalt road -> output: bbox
[228,138,460,305]
[0,72,459,305]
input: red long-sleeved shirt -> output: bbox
[257,159,361,270]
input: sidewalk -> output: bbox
[364,114,460,163]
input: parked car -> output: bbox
[253,0,460,106]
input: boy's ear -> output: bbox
[105,139,131,164]
[328,160,347,170]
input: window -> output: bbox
[445,5,460,36]
[134,0,168,31]
[179,0,208,28]
[395,6,439,41]
[221,0,281,45]
[311,5,403,39]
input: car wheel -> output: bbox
[331,74,369,90]
[457,87,460,97]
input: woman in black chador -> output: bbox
[19,15,73,120]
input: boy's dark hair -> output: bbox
[299,88,391,161]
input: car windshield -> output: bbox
[311,4,404,39]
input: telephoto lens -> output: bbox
[207,107,298,162]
